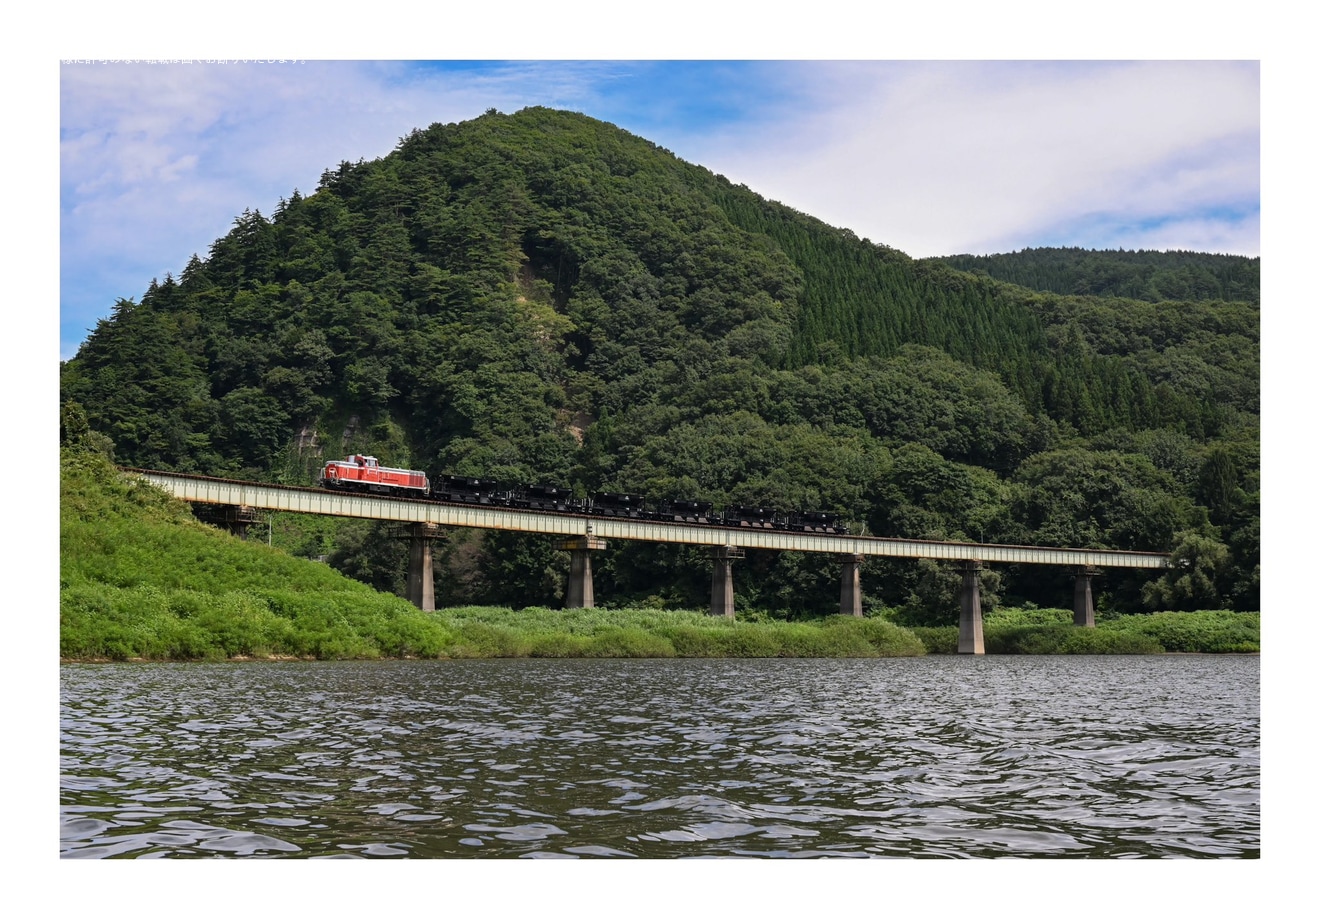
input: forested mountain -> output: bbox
[929,247,1259,304]
[60,107,1260,619]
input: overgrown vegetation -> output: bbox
[61,446,454,660]
[905,607,1258,655]
[61,445,1257,660]
[59,107,1259,620]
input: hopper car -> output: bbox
[433,474,507,505]
[316,458,848,534]
[787,511,848,535]
[721,505,780,529]
[589,492,649,518]
[653,499,716,525]
[510,483,586,513]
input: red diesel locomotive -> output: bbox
[319,454,430,497]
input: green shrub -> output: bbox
[656,624,727,657]
[985,607,1073,627]
[909,626,958,654]
[182,591,293,657]
[1058,629,1163,654]
[710,625,786,658]
[1102,610,1259,653]
[820,616,927,656]
[584,627,676,658]
[529,633,594,657]
[371,610,455,658]
[904,611,1258,655]
[445,622,534,658]
[987,624,1071,654]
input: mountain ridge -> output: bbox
[60,107,1259,618]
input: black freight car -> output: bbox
[721,505,780,529]
[510,484,585,513]
[432,474,508,505]
[589,492,649,518]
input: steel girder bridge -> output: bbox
[129,468,1171,654]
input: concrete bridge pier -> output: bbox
[1074,566,1100,627]
[396,523,446,611]
[556,536,607,608]
[710,546,745,618]
[958,561,985,655]
[838,554,864,617]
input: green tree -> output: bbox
[1196,447,1241,525]
[60,399,115,459]
[327,521,408,597]
[1140,531,1229,611]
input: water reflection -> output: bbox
[61,656,1259,858]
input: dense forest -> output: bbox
[59,107,1259,621]
[930,247,1260,304]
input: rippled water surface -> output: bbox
[60,656,1258,858]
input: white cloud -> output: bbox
[692,61,1259,257]
[59,61,578,357]
[1114,213,1261,256]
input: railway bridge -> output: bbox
[130,469,1170,655]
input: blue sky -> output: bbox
[58,59,1260,361]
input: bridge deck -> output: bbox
[130,469,1169,569]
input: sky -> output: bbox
[57,59,1261,361]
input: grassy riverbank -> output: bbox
[60,449,1258,661]
[914,607,1259,655]
[60,449,925,660]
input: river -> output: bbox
[60,655,1259,858]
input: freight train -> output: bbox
[319,456,848,534]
